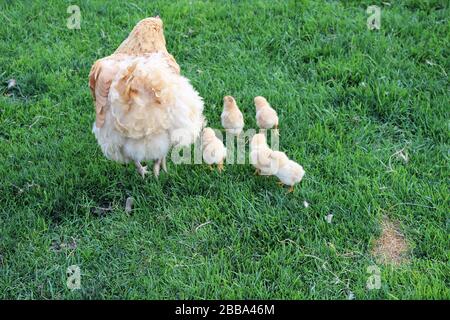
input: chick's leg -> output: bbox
[134,161,148,179]
[287,186,295,193]
[217,162,224,172]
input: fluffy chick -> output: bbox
[221,96,244,136]
[254,96,279,130]
[250,133,275,176]
[202,128,227,171]
[270,151,305,193]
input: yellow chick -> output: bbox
[254,96,279,130]
[221,96,244,136]
[250,133,274,175]
[202,128,227,172]
[270,151,305,193]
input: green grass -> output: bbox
[0,0,449,299]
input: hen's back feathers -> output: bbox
[89,17,181,129]
[105,53,204,142]
[89,54,133,128]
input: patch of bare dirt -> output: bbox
[372,216,409,266]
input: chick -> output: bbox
[254,96,279,130]
[270,151,305,193]
[202,128,227,172]
[221,96,244,136]
[250,133,275,176]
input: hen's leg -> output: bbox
[273,124,280,136]
[161,156,167,173]
[153,159,161,178]
[134,161,148,179]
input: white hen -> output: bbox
[91,53,204,178]
[89,17,204,178]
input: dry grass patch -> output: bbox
[372,216,409,266]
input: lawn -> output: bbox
[0,0,448,299]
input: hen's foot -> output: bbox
[217,162,224,172]
[135,161,148,179]
[287,186,294,193]
[153,159,162,178]
[254,168,260,175]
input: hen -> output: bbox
[89,17,204,178]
